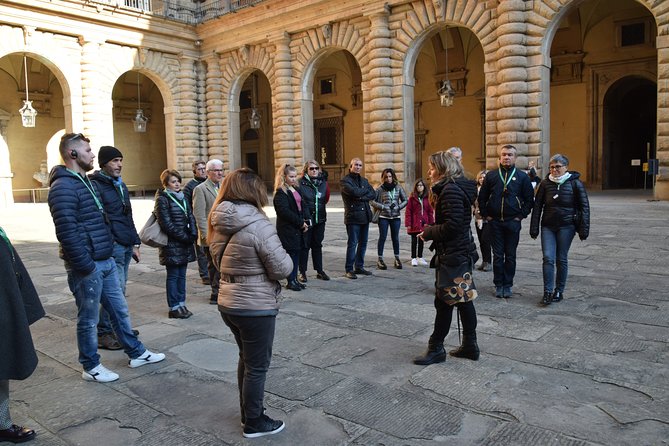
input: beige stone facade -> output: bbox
[0,0,666,205]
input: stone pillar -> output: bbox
[272,32,296,168]
[80,37,114,150]
[364,7,395,182]
[195,59,208,165]
[176,54,200,172]
[490,0,530,165]
[0,118,12,207]
[204,53,226,164]
[656,35,669,200]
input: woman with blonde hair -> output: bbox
[414,151,480,365]
[273,164,309,291]
[208,168,292,438]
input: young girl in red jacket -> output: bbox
[404,179,434,266]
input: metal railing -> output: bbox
[87,0,264,24]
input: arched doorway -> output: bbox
[603,77,656,189]
[0,53,67,203]
[239,70,273,188]
[111,71,167,192]
[405,25,485,185]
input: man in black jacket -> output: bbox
[478,145,534,298]
[183,160,209,284]
[340,158,376,279]
[90,146,141,350]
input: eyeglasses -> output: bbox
[549,165,565,170]
[61,133,90,143]
[308,167,319,171]
[210,169,223,173]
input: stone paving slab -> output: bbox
[2,191,669,445]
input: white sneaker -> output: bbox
[128,349,166,368]
[411,258,418,267]
[82,364,119,383]
[418,258,429,266]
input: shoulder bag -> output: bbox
[139,212,168,248]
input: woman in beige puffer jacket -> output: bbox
[207,168,292,438]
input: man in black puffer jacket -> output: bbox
[49,133,165,384]
[90,146,141,350]
[340,158,376,279]
[478,145,535,299]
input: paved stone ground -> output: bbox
[2,190,668,446]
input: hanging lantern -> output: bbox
[133,72,147,132]
[438,80,456,107]
[249,108,261,129]
[19,55,37,128]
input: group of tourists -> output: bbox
[1,132,590,442]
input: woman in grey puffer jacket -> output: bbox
[371,168,408,269]
[208,168,292,439]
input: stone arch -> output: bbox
[219,44,275,171]
[531,0,669,190]
[293,20,366,163]
[396,0,492,185]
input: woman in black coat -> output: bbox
[0,226,44,443]
[530,154,590,305]
[298,160,330,282]
[414,151,480,365]
[155,169,197,319]
[273,164,308,291]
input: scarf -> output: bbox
[166,189,185,201]
[549,171,572,184]
[381,181,395,191]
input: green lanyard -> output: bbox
[66,168,104,212]
[388,187,396,202]
[165,190,188,215]
[0,226,14,262]
[498,167,516,192]
[306,176,319,222]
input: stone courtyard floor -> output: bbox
[1,190,668,445]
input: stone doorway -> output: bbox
[602,77,656,189]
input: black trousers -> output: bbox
[204,246,220,301]
[430,298,477,344]
[221,313,276,421]
[300,221,326,274]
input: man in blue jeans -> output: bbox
[48,133,165,383]
[90,146,141,350]
[340,157,376,279]
[477,145,534,298]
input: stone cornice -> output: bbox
[0,0,198,54]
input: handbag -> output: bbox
[435,254,478,305]
[139,212,168,248]
[371,207,381,224]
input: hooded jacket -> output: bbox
[209,200,293,316]
[89,170,141,247]
[48,165,114,275]
[530,171,590,240]
[422,177,478,261]
[299,173,329,225]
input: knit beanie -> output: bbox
[98,146,123,167]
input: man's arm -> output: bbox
[192,185,208,243]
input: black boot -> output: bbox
[413,342,446,365]
[449,333,480,361]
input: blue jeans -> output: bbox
[377,217,401,257]
[166,264,187,309]
[541,225,576,293]
[489,219,522,288]
[345,223,369,272]
[98,243,133,336]
[286,249,300,282]
[66,258,144,371]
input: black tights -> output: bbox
[430,299,477,344]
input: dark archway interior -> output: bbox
[603,77,656,189]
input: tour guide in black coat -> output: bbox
[414,151,480,365]
[477,144,534,298]
[340,157,376,278]
[0,227,44,443]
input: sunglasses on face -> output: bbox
[549,165,565,170]
[62,133,90,143]
[308,167,319,171]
